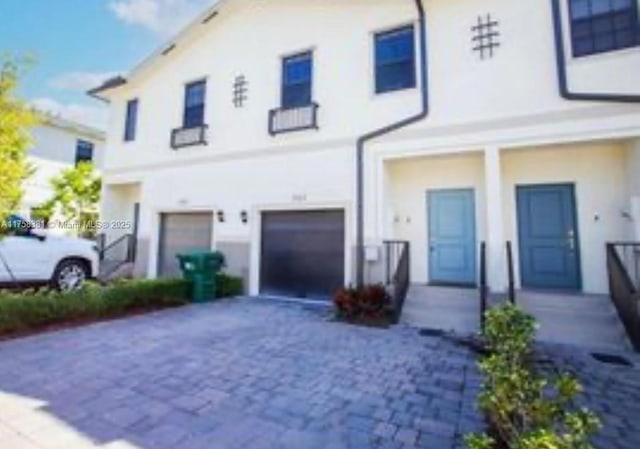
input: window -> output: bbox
[183,80,207,128]
[375,25,416,94]
[569,0,640,57]
[124,99,138,142]
[75,140,94,165]
[282,52,313,109]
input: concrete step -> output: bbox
[400,285,632,352]
[533,319,630,351]
[99,262,134,282]
[401,285,480,335]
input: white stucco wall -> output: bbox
[21,122,105,218]
[502,143,628,294]
[98,0,640,292]
[114,144,354,288]
[101,0,640,175]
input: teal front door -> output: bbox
[428,189,477,286]
[516,184,581,290]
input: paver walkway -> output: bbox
[0,298,638,449]
[0,299,482,449]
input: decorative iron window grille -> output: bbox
[472,14,500,59]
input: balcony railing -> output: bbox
[268,103,319,135]
[171,124,208,149]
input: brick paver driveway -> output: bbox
[1,298,639,449]
[0,299,482,449]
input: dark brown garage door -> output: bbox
[260,210,345,300]
[158,213,213,278]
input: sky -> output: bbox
[0,0,214,130]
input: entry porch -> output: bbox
[371,138,640,349]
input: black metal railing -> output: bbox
[268,103,319,135]
[606,242,640,351]
[171,124,208,149]
[98,234,136,279]
[383,240,410,323]
[506,240,516,304]
[479,241,488,332]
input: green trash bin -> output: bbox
[177,251,225,302]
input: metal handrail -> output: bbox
[98,234,135,280]
[506,241,516,304]
[607,242,640,351]
[479,242,488,332]
[99,234,132,257]
[383,240,411,323]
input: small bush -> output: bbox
[333,284,390,321]
[466,304,600,449]
[216,273,244,298]
[0,279,190,336]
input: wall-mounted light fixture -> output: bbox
[217,210,225,223]
[240,210,248,224]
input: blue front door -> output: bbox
[517,184,581,290]
[428,189,477,286]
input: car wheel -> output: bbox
[53,260,89,292]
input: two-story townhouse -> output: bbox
[21,112,105,230]
[90,0,640,325]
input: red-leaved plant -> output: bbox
[333,284,390,321]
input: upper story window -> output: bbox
[183,80,207,128]
[375,25,416,94]
[569,0,640,57]
[75,140,94,165]
[282,52,313,109]
[124,99,138,142]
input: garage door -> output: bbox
[158,213,213,278]
[260,210,345,300]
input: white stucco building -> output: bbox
[21,113,105,223]
[91,0,640,312]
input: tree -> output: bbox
[43,162,102,237]
[0,56,38,235]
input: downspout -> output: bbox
[355,0,429,288]
[551,0,640,103]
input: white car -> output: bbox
[0,216,100,291]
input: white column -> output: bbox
[632,198,640,242]
[484,146,507,292]
[627,139,640,241]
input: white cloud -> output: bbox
[49,71,120,92]
[109,0,212,35]
[31,98,108,131]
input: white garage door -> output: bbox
[158,213,213,278]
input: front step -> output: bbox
[517,291,631,351]
[401,285,480,335]
[400,286,632,352]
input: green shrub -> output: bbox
[0,279,190,335]
[216,273,244,298]
[466,304,600,449]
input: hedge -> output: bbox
[216,273,244,298]
[0,279,191,336]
